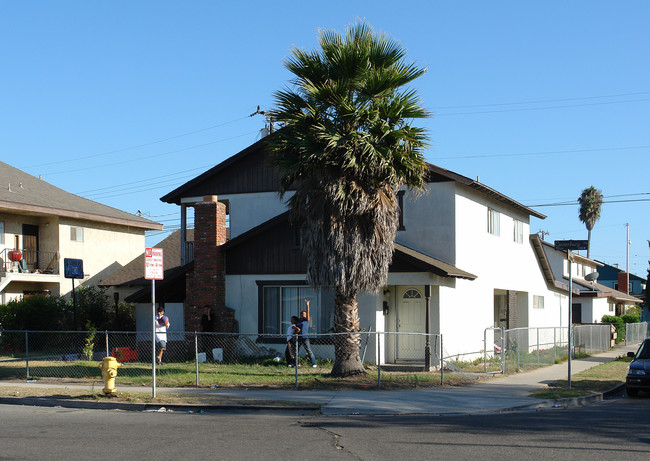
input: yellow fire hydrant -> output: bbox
[98,356,122,395]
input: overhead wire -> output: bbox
[23,115,251,169]
[433,90,650,109]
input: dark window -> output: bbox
[397,190,406,231]
[257,281,334,334]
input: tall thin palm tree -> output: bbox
[578,185,603,258]
[269,22,429,377]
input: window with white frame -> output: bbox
[0,221,4,244]
[70,226,84,242]
[513,219,524,244]
[533,295,545,309]
[258,283,334,335]
[487,208,500,236]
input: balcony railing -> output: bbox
[1,248,60,275]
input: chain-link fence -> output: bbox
[0,324,644,389]
[625,322,649,345]
[0,330,446,389]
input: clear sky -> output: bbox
[2,1,648,276]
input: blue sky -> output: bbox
[2,1,649,275]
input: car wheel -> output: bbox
[627,386,639,397]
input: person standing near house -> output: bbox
[200,305,213,353]
[285,315,301,367]
[297,299,318,367]
[155,306,170,365]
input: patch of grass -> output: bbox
[529,355,631,399]
[0,358,476,391]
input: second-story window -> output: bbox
[70,226,84,242]
[397,190,406,231]
[0,221,4,244]
[487,208,500,236]
[513,219,524,244]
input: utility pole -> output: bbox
[626,223,631,294]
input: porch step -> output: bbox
[380,363,429,372]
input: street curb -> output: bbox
[0,396,322,414]
[0,383,628,417]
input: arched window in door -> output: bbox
[403,289,422,299]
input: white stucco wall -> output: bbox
[397,182,456,263]
[219,191,291,239]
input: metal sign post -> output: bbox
[568,251,573,389]
[554,240,588,390]
[145,248,164,398]
[63,258,84,330]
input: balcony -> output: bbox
[1,248,60,275]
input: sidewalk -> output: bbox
[0,343,638,416]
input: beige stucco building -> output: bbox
[0,161,162,303]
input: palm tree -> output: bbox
[578,185,603,258]
[269,22,429,377]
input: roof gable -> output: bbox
[160,137,284,204]
[161,138,544,220]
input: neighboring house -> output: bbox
[99,229,193,333]
[531,236,642,322]
[0,161,162,304]
[156,136,588,364]
[594,260,646,298]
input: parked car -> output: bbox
[626,338,650,396]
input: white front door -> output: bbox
[396,287,425,361]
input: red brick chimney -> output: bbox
[185,196,227,331]
[618,271,629,294]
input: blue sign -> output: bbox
[64,258,84,279]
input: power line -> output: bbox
[529,198,650,208]
[75,164,216,195]
[431,144,650,161]
[434,90,650,110]
[436,97,650,116]
[23,115,251,169]
[43,131,258,177]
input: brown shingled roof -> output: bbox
[0,161,162,230]
[99,229,194,287]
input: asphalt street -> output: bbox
[2,396,649,460]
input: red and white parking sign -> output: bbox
[144,248,164,280]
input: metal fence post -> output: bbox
[25,331,29,379]
[294,335,299,388]
[537,328,540,366]
[377,332,382,389]
[105,331,109,358]
[194,332,199,387]
[553,327,557,363]
[500,328,505,374]
[440,334,444,386]
[483,328,488,373]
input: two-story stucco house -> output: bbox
[157,136,581,363]
[531,236,642,323]
[0,161,162,303]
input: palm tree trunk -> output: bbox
[330,291,366,377]
[587,228,592,258]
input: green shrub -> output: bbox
[0,295,68,331]
[0,287,136,331]
[621,313,640,324]
[601,315,625,343]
